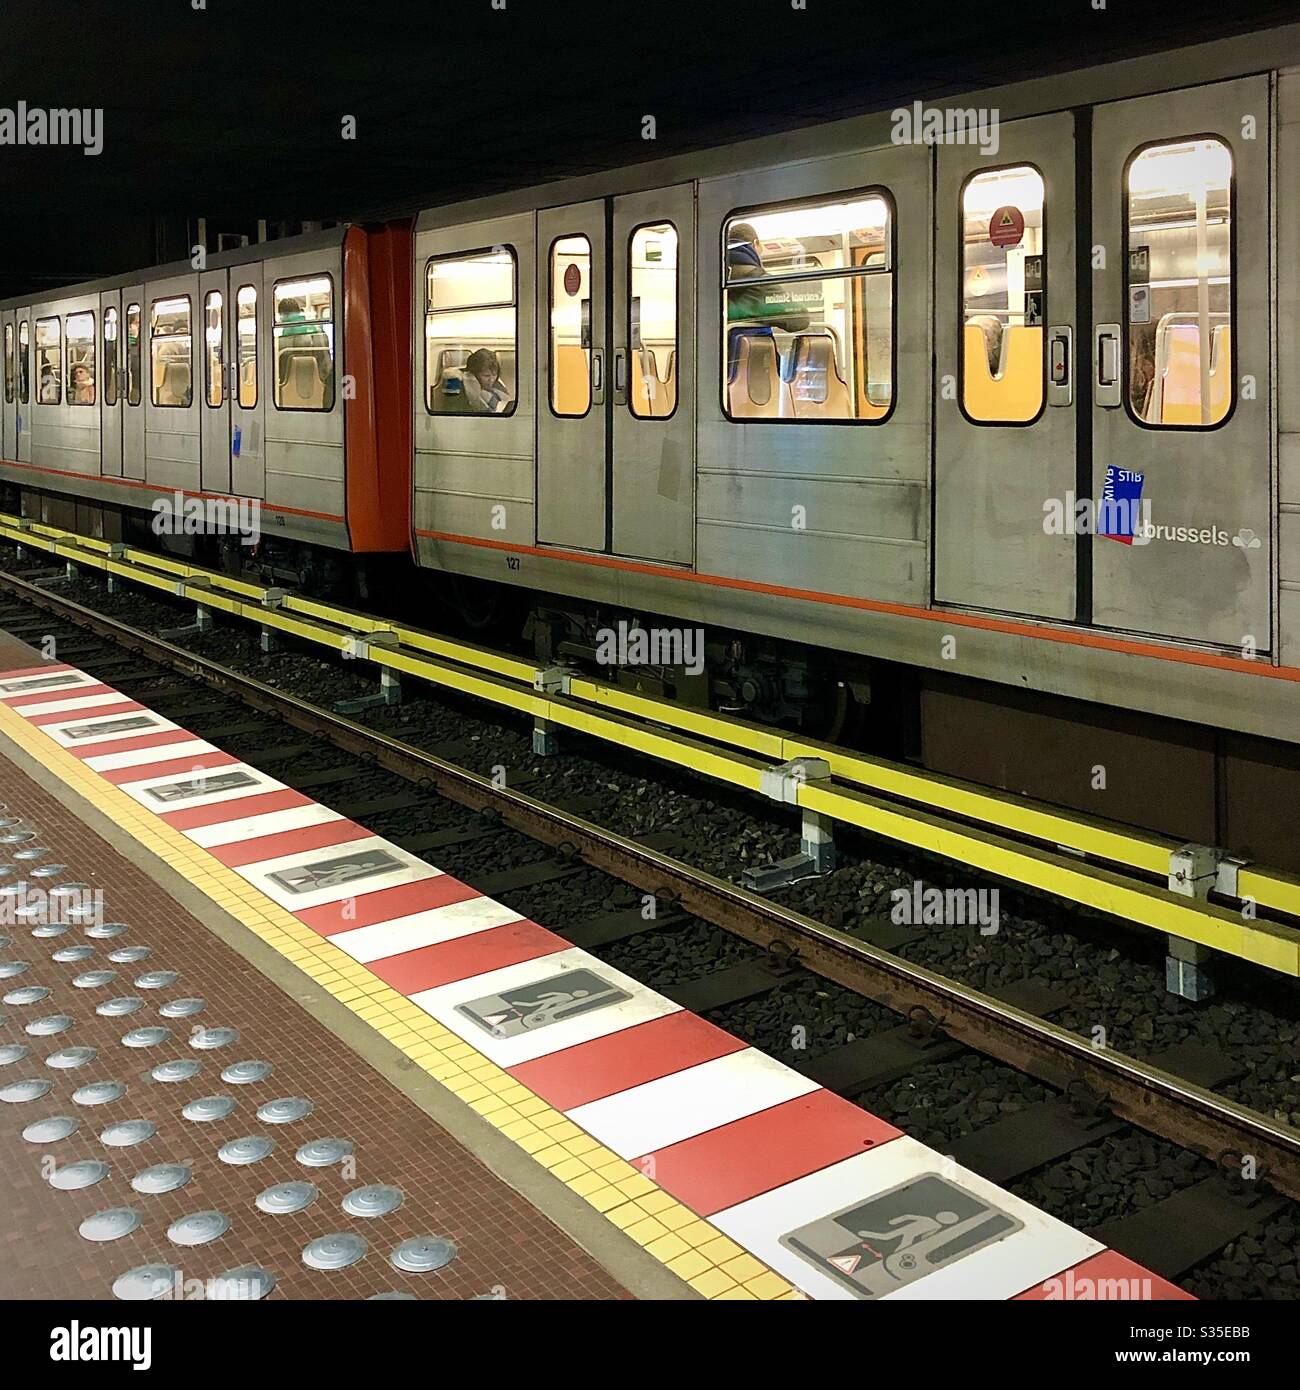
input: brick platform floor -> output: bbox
[0,736,629,1301]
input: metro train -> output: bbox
[3,24,1300,870]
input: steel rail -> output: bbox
[4,569,1299,1200]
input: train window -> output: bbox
[3,324,12,404]
[18,320,29,404]
[103,308,118,407]
[960,165,1045,425]
[425,248,517,416]
[150,297,193,408]
[126,304,141,406]
[722,193,893,423]
[236,285,257,408]
[65,312,96,406]
[204,290,224,408]
[628,223,678,420]
[273,275,335,412]
[550,235,593,417]
[35,317,62,405]
[1124,137,1233,429]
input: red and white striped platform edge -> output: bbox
[0,660,1192,1302]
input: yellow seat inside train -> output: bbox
[963,324,1042,422]
[631,346,677,417]
[727,333,791,420]
[786,333,852,420]
[553,343,590,414]
[1158,323,1231,426]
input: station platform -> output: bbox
[0,639,1191,1302]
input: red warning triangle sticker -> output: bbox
[829,1253,861,1274]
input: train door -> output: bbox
[199,270,231,493]
[143,274,201,492]
[99,290,123,477]
[16,308,32,462]
[1,310,14,460]
[1091,76,1270,650]
[611,184,695,564]
[121,288,145,479]
[934,112,1077,619]
[536,199,608,551]
[230,267,265,501]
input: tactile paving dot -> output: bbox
[108,946,152,964]
[51,945,95,963]
[45,1045,98,1070]
[168,1210,230,1247]
[181,1095,236,1123]
[342,1185,405,1219]
[130,1163,192,1195]
[135,971,179,990]
[150,1059,201,1083]
[218,1136,275,1166]
[71,1080,127,1106]
[85,923,129,940]
[159,998,205,1019]
[390,1236,457,1273]
[302,1233,366,1271]
[48,1160,110,1191]
[121,1026,171,1048]
[97,997,144,1017]
[221,1060,271,1084]
[26,1014,74,1035]
[1,1078,53,1103]
[0,1042,29,1064]
[208,1266,276,1301]
[3,986,49,1005]
[79,1208,141,1243]
[255,1181,317,1215]
[112,1265,180,1301]
[22,1114,80,1143]
[256,1097,312,1124]
[295,1137,353,1168]
[72,970,117,989]
[189,1026,238,1050]
[30,924,69,939]
[0,960,29,978]
[99,1119,157,1148]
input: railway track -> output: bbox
[1,561,1298,1295]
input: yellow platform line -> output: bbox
[0,693,800,1302]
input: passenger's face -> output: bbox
[475,366,498,389]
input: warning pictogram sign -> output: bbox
[989,205,1025,248]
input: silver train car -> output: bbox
[407,24,1300,868]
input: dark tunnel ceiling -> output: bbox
[1,0,1296,231]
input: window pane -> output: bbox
[273,275,334,411]
[36,317,61,404]
[150,296,193,408]
[961,166,1045,424]
[722,194,892,422]
[629,223,677,419]
[425,249,517,415]
[66,311,95,406]
[550,235,592,417]
[103,308,118,407]
[18,320,29,404]
[126,305,141,406]
[204,290,224,408]
[3,324,12,404]
[1125,138,1232,428]
[236,286,257,408]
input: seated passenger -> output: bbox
[726,221,811,332]
[967,314,1004,376]
[70,363,93,404]
[39,365,58,403]
[463,348,510,413]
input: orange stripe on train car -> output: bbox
[414,526,1300,684]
